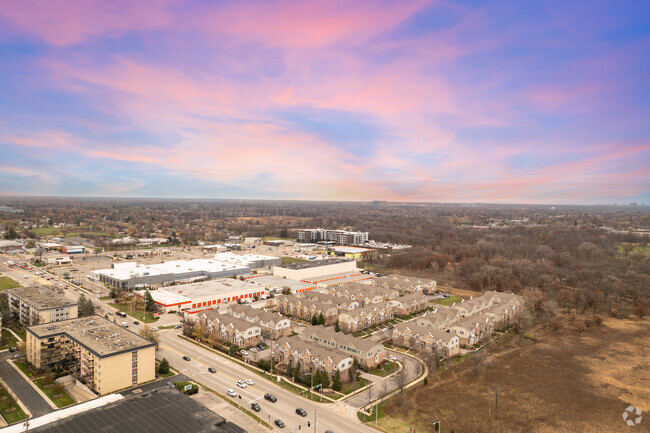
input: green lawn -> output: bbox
[370,362,398,377]
[358,403,386,423]
[33,378,75,408]
[33,227,62,236]
[13,361,37,378]
[7,324,27,341]
[340,377,370,395]
[109,303,159,323]
[0,276,21,291]
[0,330,19,350]
[281,256,307,265]
[0,386,27,424]
[430,295,464,306]
[617,244,650,256]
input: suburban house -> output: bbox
[391,322,460,357]
[415,307,460,330]
[448,320,478,346]
[300,291,360,311]
[273,337,353,380]
[193,310,262,348]
[301,325,386,369]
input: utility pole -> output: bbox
[313,408,316,433]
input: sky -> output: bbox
[0,0,649,204]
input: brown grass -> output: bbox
[379,316,650,433]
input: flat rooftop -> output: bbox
[277,257,351,270]
[161,278,265,298]
[95,259,250,280]
[6,287,76,310]
[329,246,375,253]
[246,275,314,291]
[30,388,246,433]
[27,315,155,358]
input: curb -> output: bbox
[6,360,59,410]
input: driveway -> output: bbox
[0,353,53,417]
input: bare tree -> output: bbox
[494,384,501,420]
[393,366,407,394]
[366,383,373,407]
[472,352,485,377]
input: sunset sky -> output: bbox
[1,0,648,204]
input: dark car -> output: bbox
[257,343,267,350]
[8,347,16,353]
[174,324,182,329]
[133,321,140,325]
[208,367,216,373]
[183,356,191,361]
[251,402,261,412]
[264,393,277,402]
[295,408,307,417]
[274,420,285,428]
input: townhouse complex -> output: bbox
[191,304,292,348]
[26,315,156,395]
[393,291,524,352]
[5,287,78,326]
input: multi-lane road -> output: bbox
[0,254,414,432]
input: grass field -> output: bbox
[617,244,650,256]
[429,295,464,306]
[0,330,18,350]
[0,386,27,424]
[0,277,21,291]
[108,303,158,323]
[370,362,398,377]
[33,378,76,408]
[340,377,370,394]
[281,256,307,265]
[33,227,62,236]
[373,316,650,433]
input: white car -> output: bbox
[245,379,254,386]
[388,355,397,361]
[227,389,237,397]
[239,350,249,356]
[249,347,258,353]
[236,380,247,388]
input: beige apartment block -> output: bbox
[5,287,78,326]
[26,315,155,395]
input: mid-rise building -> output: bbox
[296,229,369,245]
[26,315,156,395]
[5,287,78,326]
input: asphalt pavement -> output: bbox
[0,352,53,418]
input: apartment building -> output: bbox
[300,291,359,311]
[373,274,437,294]
[301,325,386,369]
[296,229,369,245]
[5,287,78,326]
[226,304,292,339]
[26,316,155,395]
[273,337,353,380]
[193,310,262,348]
[276,295,339,325]
[337,303,393,334]
[391,322,460,357]
[387,294,429,316]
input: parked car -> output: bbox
[153,327,158,331]
[208,367,216,373]
[274,420,285,428]
[236,380,247,388]
[227,389,237,397]
[264,393,277,402]
[239,350,248,356]
[8,347,16,353]
[257,343,267,350]
[245,379,254,386]
[296,408,307,417]
[388,355,397,361]
[133,321,140,325]
[183,356,191,361]
[251,402,261,412]
[122,322,129,328]
[249,347,258,353]
[174,324,182,329]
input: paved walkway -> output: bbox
[0,355,53,418]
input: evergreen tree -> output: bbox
[313,369,323,387]
[280,227,288,238]
[320,369,330,389]
[293,362,301,382]
[6,226,18,240]
[286,362,293,378]
[332,370,342,391]
[317,312,325,325]
[311,314,318,326]
[334,320,340,332]
[145,290,156,312]
[158,358,170,374]
[78,294,95,317]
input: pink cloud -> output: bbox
[0,0,176,46]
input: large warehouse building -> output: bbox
[89,259,250,290]
[213,252,281,268]
[272,258,358,281]
[140,278,268,313]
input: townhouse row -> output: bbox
[392,291,524,353]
